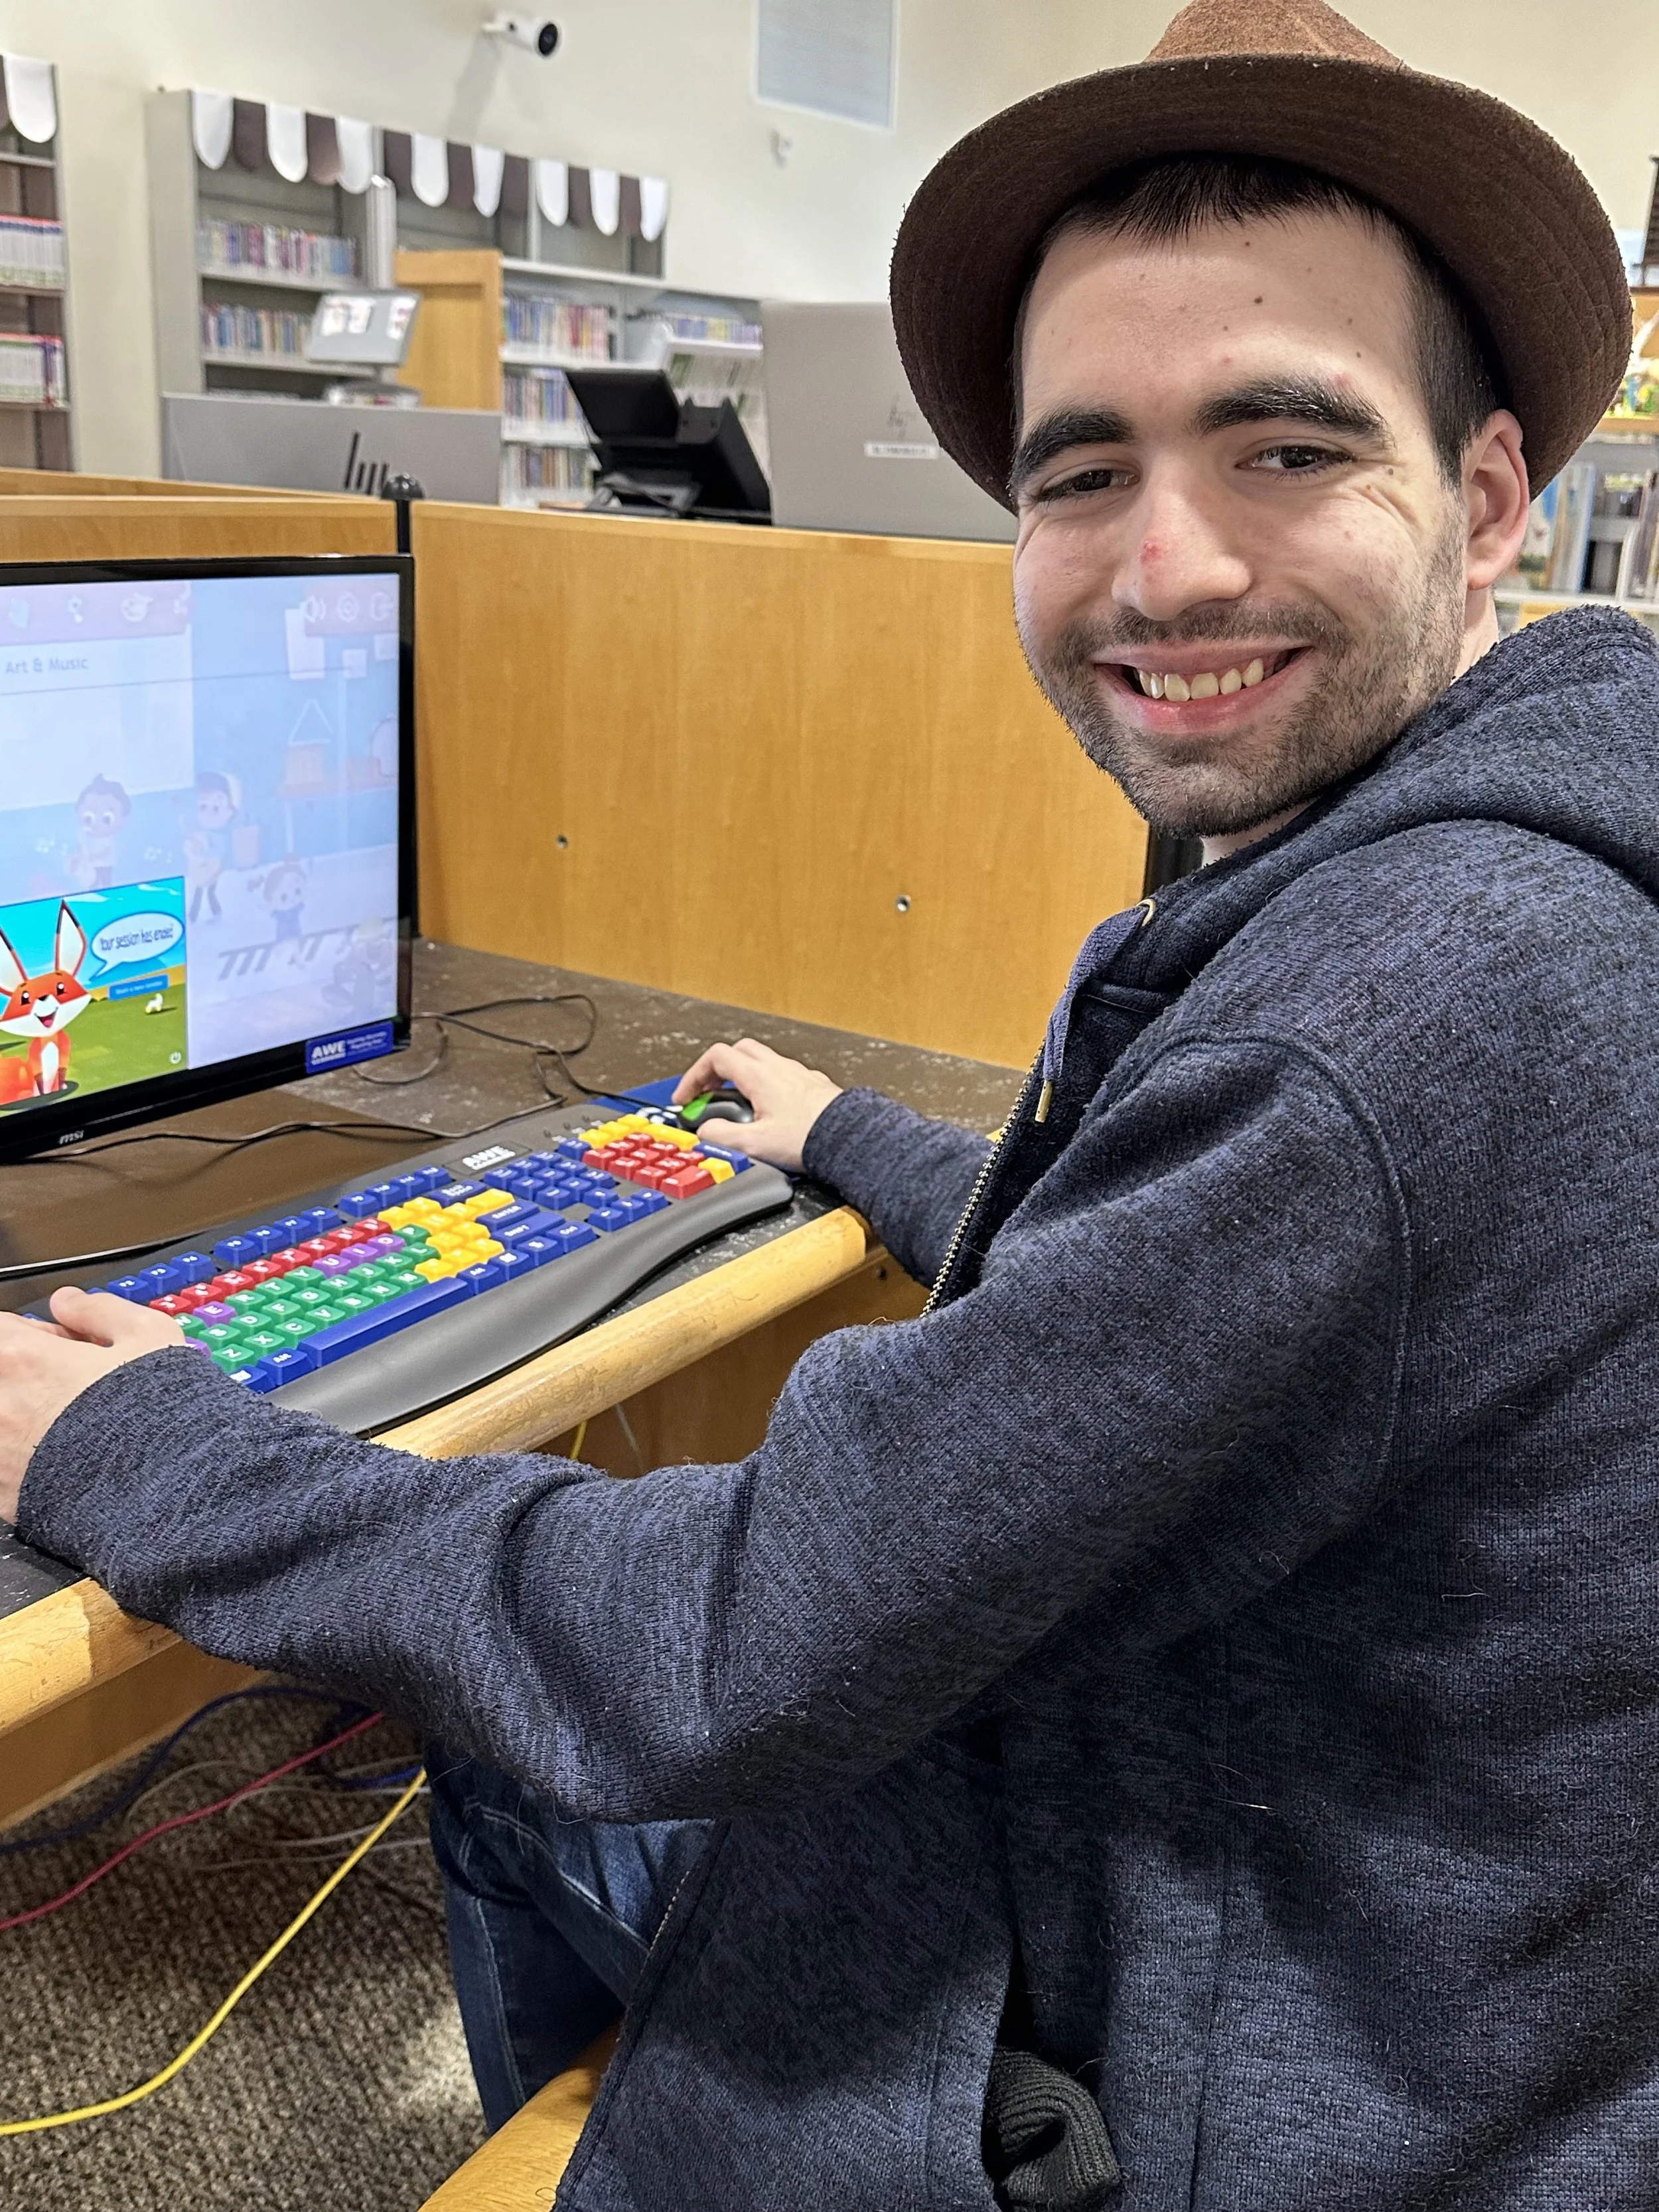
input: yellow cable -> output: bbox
[571,1416,589,1458]
[0,1766,427,2136]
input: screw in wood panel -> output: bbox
[895,894,911,913]
[555,834,569,849]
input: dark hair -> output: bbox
[1028,155,1504,485]
[76,773,130,818]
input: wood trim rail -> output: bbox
[0,1208,877,1737]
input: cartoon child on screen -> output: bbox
[255,857,307,963]
[68,776,131,891]
[182,769,240,923]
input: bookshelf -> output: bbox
[497,262,762,510]
[146,90,374,404]
[0,68,71,471]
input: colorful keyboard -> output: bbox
[74,1092,793,1435]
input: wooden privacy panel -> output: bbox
[0,494,396,563]
[411,506,1147,1068]
[0,467,327,499]
[395,248,504,412]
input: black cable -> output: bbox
[351,994,600,1102]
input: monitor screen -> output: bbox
[0,555,413,1161]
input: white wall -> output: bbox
[0,0,1650,477]
[0,0,1084,475]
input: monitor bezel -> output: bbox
[0,553,415,1165]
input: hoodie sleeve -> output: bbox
[17,1036,1407,1822]
[800,1086,991,1287]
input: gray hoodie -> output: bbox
[21,608,1659,2209]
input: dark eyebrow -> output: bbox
[1007,407,1133,500]
[1190,378,1388,443]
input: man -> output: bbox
[0,1,1652,2203]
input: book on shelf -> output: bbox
[0,214,63,290]
[0,333,64,406]
[1512,459,1659,602]
[650,310,760,347]
[197,219,356,282]
[501,442,593,504]
[200,301,311,361]
[502,363,586,431]
[500,295,613,358]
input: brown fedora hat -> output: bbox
[891,0,1628,505]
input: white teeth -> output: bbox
[1243,658,1265,687]
[1188,672,1220,700]
[1163,672,1191,703]
[1219,668,1243,695]
[1147,672,1163,699]
[1134,656,1276,700]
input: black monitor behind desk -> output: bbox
[0,938,1021,1818]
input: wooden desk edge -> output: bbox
[0,1206,878,1736]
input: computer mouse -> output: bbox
[678,1084,755,1130]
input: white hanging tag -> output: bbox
[473,145,505,218]
[3,54,56,145]
[411,132,448,208]
[335,117,374,195]
[535,157,569,228]
[640,176,670,244]
[589,167,621,237]
[192,88,234,169]
[265,102,307,183]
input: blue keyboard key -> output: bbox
[173,1252,218,1286]
[559,1222,600,1252]
[587,1205,628,1232]
[458,1258,510,1292]
[633,1191,670,1216]
[240,1363,287,1394]
[301,1207,342,1233]
[212,1233,263,1269]
[271,1216,309,1246]
[106,1276,149,1301]
[301,1276,474,1366]
[513,1234,563,1266]
[405,1165,449,1194]
[260,1346,320,1384]
[477,1203,537,1232]
[335,1190,380,1219]
[436,1181,484,1206]
[699,1145,751,1173]
[496,1210,563,1246]
[492,1248,536,1282]
[555,1139,588,1163]
[139,1260,190,1297]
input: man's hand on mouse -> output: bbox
[0,1290,182,1523]
[672,1039,842,1174]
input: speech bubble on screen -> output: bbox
[90,911,184,974]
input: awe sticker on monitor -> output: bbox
[304,1019,395,1074]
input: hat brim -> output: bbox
[891,54,1629,506]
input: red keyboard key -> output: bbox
[245,1258,289,1284]
[630,1162,670,1189]
[270,1247,308,1272]
[149,1293,196,1318]
[299,1236,337,1260]
[213,1270,258,1295]
[662,1165,715,1197]
[316,1228,358,1252]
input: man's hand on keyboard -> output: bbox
[0,1290,182,1522]
[672,1039,841,1175]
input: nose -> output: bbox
[1113,465,1252,625]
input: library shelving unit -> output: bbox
[146,90,373,403]
[0,58,71,471]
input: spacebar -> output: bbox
[272,1166,792,1435]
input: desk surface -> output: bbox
[0,939,1021,1639]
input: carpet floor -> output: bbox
[0,1686,488,2210]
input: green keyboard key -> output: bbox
[211,1349,253,1376]
[240,1329,286,1357]
[260,1297,299,1324]
[275,1316,315,1344]
[198,1323,240,1349]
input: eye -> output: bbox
[1029,463,1135,507]
[1250,443,1348,475]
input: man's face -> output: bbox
[1011,209,1486,844]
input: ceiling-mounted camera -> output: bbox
[482,12,560,55]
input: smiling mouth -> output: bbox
[1102,647,1305,703]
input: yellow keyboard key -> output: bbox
[463,1188,514,1216]
[415,1256,455,1281]
[474,1238,504,1260]
[702,1157,735,1182]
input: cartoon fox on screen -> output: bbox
[0,902,91,1100]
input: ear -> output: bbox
[1463,409,1531,593]
[54,903,88,976]
[0,928,27,995]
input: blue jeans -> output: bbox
[427,1749,712,2132]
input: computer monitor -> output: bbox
[760,301,1017,544]
[0,555,413,1163]
[565,366,772,524]
[162,392,502,504]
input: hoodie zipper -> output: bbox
[921,1051,1043,1317]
